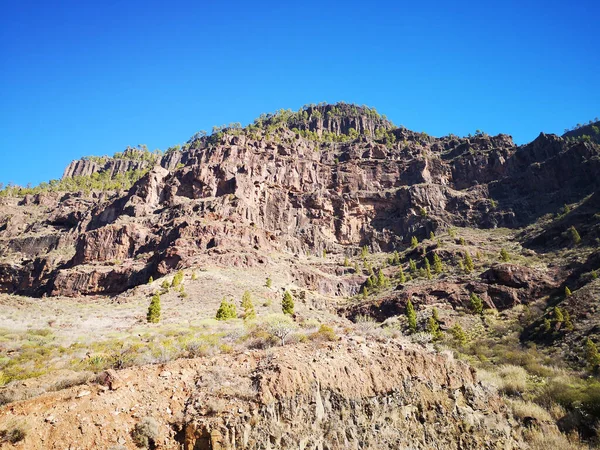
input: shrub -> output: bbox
[310,324,338,342]
[264,314,297,345]
[429,231,435,240]
[215,299,237,320]
[497,364,528,395]
[146,294,161,324]
[459,237,466,246]
[469,292,483,315]
[361,245,369,259]
[500,248,510,262]
[160,280,170,290]
[507,399,552,423]
[265,277,272,288]
[343,256,349,267]
[241,291,256,321]
[171,270,184,288]
[406,298,417,333]
[132,417,159,448]
[282,291,294,315]
[565,286,572,297]
[191,271,198,281]
[355,314,377,332]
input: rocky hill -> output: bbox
[0,103,599,449]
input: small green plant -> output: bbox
[469,292,483,315]
[459,237,466,246]
[191,271,198,281]
[429,231,435,240]
[216,298,237,320]
[322,249,327,258]
[265,277,272,288]
[418,207,427,217]
[592,270,598,280]
[377,269,388,288]
[569,226,581,244]
[161,280,170,291]
[406,298,417,333]
[343,256,349,267]
[171,270,184,288]
[310,324,338,342]
[147,276,154,284]
[241,290,256,321]
[146,294,161,323]
[500,248,510,262]
[565,286,572,297]
[282,290,294,315]
[448,227,457,238]
[410,236,418,248]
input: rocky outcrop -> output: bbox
[2,104,600,297]
[0,341,541,449]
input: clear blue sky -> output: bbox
[1,0,598,186]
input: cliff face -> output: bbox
[0,341,540,450]
[1,104,599,298]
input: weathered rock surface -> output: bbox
[1,104,599,298]
[0,341,544,449]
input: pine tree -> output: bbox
[569,226,581,244]
[469,292,483,315]
[343,256,349,267]
[543,318,552,333]
[362,286,369,299]
[450,323,467,345]
[432,307,440,322]
[500,248,510,262]
[241,290,256,321]
[409,259,417,275]
[429,231,435,240]
[147,293,161,323]
[565,286,572,297]
[554,307,564,324]
[406,298,417,333]
[564,310,574,331]
[464,252,474,274]
[282,290,295,315]
[398,265,406,283]
[148,276,154,284]
[433,253,443,274]
[585,338,600,371]
[216,298,237,320]
[427,315,442,340]
[266,277,272,288]
[424,257,432,280]
[377,269,387,288]
[171,270,184,288]
[361,245,369,259]
[411,236,418,248]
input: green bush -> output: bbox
[500,248,510,262]
[215,299,237,320]
[398,265,406,283]
[450,323,467,345]
[146,294,161,324]
[282,291,294,315]
[433,253,443,274]
[310,324,338,342]
[424,257,432,280]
